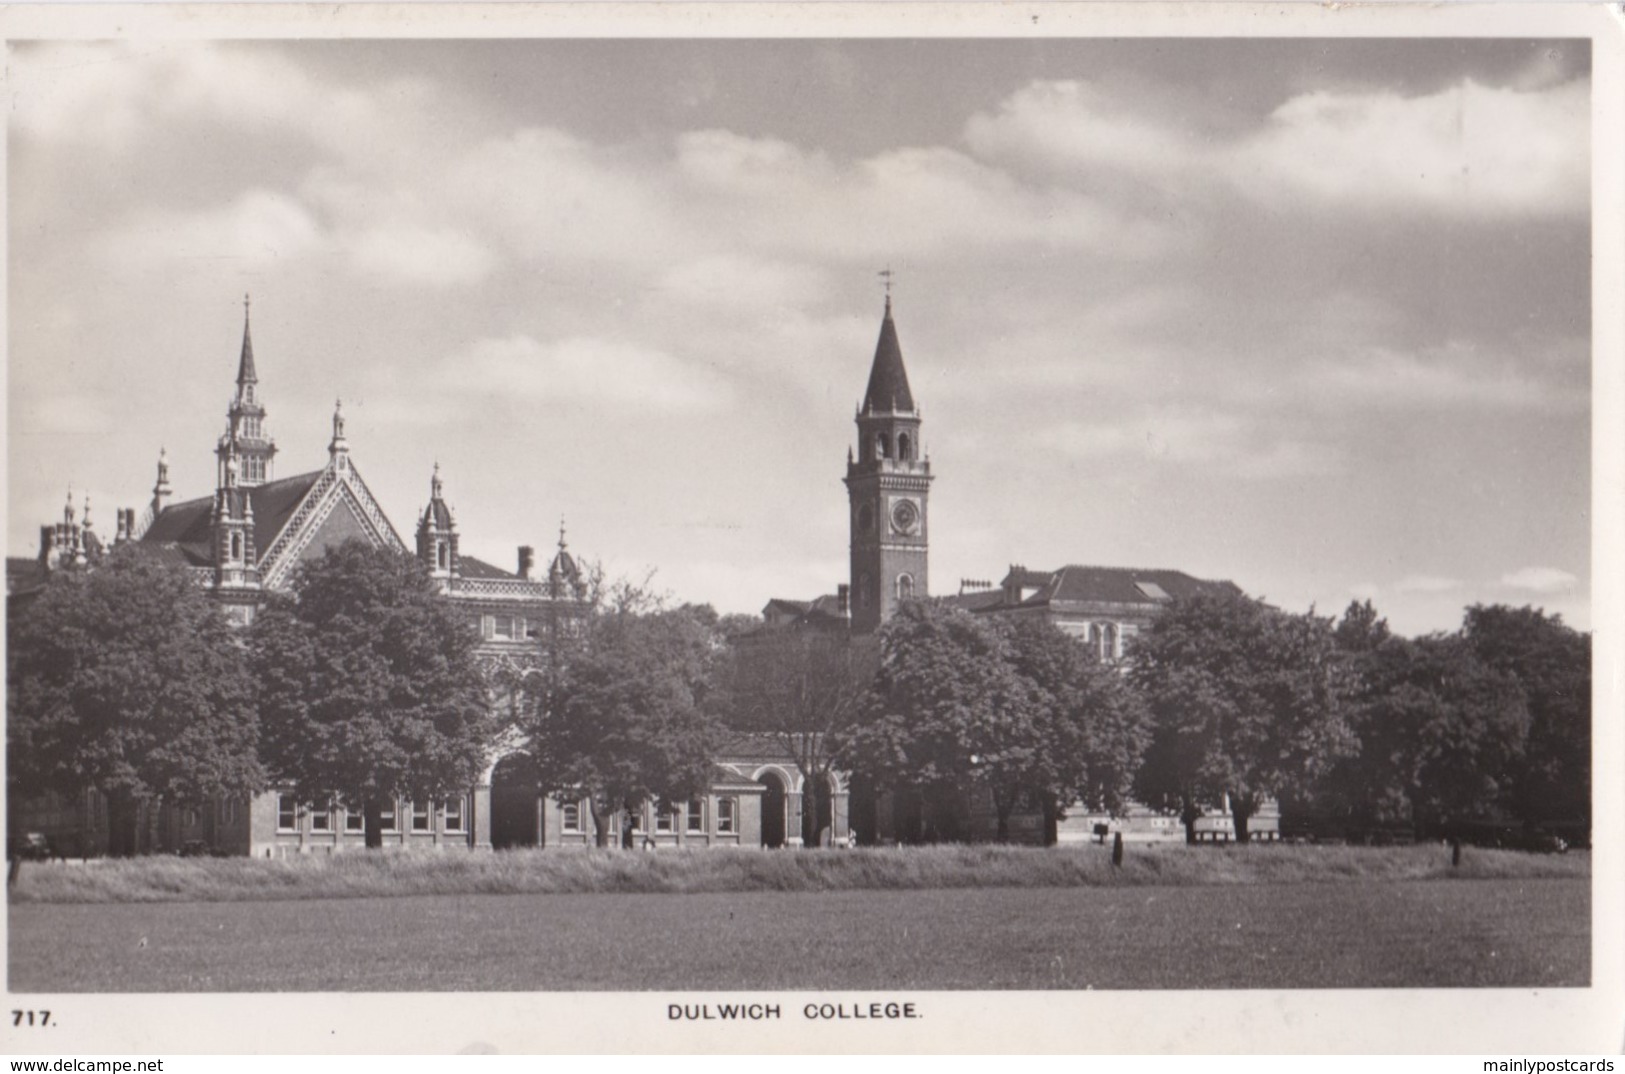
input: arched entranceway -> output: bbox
[757,771,788,849]
[490,753,543,849]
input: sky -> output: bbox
[7,37,1593,636]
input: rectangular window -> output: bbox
[411,801,431,832]
[344,806,364,833]
[221,799,237,826]
[561,801,580,832]
[686,799,705,833]
[379,800,398,832]
[656,808,673,833]
[626,806,643,833]
[277,794,297,832]
[491,615,516,640]
[443,798,465,832]
[310,801,331,832]
[717,798,735,833]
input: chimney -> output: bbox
[837,584,850,616]
[517,545,535,579]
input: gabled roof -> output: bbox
[141,470,324,567]
[942,588,1008,613]
[458,555,516,580]
[861,299,915,414]
[999,565,1239,608]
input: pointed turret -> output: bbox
[416,461,458,581]
[548,518,582,600]
[328,398,350,471]
[219,296,276,486]
[861,294,915,415]
[237,294,258,388]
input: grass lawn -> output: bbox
[6,842,1588,903]
[8,878,1588,991]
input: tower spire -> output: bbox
[237,293,257,387]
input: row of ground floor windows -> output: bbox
[272,794,737,837]
[586,797,736,835]
[275,795,465,834]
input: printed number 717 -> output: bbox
[11,1010,52,1027]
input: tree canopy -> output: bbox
[251,539,493,846]
[526,584,725,846]
[7,549,263,852]
[1461,604,1589,830]
[1131,591,1352,842]
[726,625,880,845]
[851,602,1149,842]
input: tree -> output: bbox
[1130,591,1353,843]
[1461,604,1589,833]
[1339,632,1528,833]
[849,602,1149,843]
[7,549,264,854]
[526,584,725,847]
[726,625,880,846]
[251,539,493,848]
[1004,617,1150,842]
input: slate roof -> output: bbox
[998,565,1240,608]
[457,554,516,580]
[861,301,915,414]
[140,470,323,566]
[941,588,1009,613]
[760,593,848,630]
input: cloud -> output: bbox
[1238,79,1588,217]
[101,189,323,269]
[1294,342,1587,413]
[962,76,1588,218]
[964,79,1198,179]
[345,224,497,288]
[1500,566,1579,593]
[1395,574,1462,594]
[441,334,733,414]
[1036,407,1341,480]
[653,255,833,311]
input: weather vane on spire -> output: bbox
[879,266,895,300]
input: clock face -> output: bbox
[856,503,875,534]
[890,498,920,536]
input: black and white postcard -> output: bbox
[2,1,1620,1056]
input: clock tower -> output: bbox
[846,293,932,635]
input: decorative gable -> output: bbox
[258,461,407,590]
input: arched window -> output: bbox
[897,573,914,600]
[437,541,449,570]
[229,532,243,561]
[858,573,872,607]
[877,432,891,459]
[898,432,912,461]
